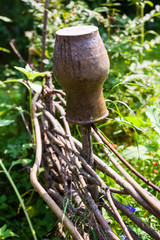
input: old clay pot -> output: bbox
[53,25,110,124]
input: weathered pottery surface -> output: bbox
[53,25,110,124]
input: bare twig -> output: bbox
[92,125,160,193]
[101,199,143,240]
[44,74,55,115]
[106,189,133,240]
[56,93,66,105]
[57,222,66,239]
[82,183,119,240]
[48,187,76,215]
[40,0,50,72]
[9,39,26,64]
[112,197,160,240]
[92,129,160,216]
[44,84,66,97]
[19,106,33,141]
[92,149,160,220]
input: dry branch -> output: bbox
[106,189,133,240]
[40,0,49,72]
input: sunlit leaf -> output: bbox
[144,30,159,37]
[0,16,12,22]
[94,7,108,13]
[4,79,30,90]
[115,117,142,131]
[102,3,121,7]
[146,106,160,135]
[125,115,143,128]
[14,65,50,81]
[0,47,10,53]
[9,158,32,172]
[0,224,18,238]
[26,64,32,72]
[0,120,14,127]
[145,1,154,7]
[14,65,33,80]
[154,12,160,17]
[28,81,42,93]
[123,145,151,160]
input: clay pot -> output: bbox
[53,25,110,125]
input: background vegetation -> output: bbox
[0,0,160,239]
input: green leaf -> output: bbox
[9,158,32,172]
[0,224,7,232]
[102,207,110,220]
[26,64,32,72]
[0,224,18,239]
[22,143,34,149]
[145,1,154,7]
[146,106,160,135]
[102,3,121,7]
[123,145,150,160]
[31,72,48,79]
[154,12,160,17]
[115,117,142,131]
[14,64,50,81]
[90,227,98,240]
[0,47,10,53]
[28,81,42,93]
[14,65,33,80]
[125,115,143,128]
[144,30,159,37]
[95,7,108,13]
[0,16,12,22]
[0,120,14,127]
[4,79,30,90]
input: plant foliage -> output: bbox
[0,0,160,239]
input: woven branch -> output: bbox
[30,75,160,240]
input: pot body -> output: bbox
[53,26,110,124]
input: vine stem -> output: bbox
[40,0,50,72]
[140,3,144,63]
[0,159,37,240]
[30,89,36,145]
[106,189,133,240]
